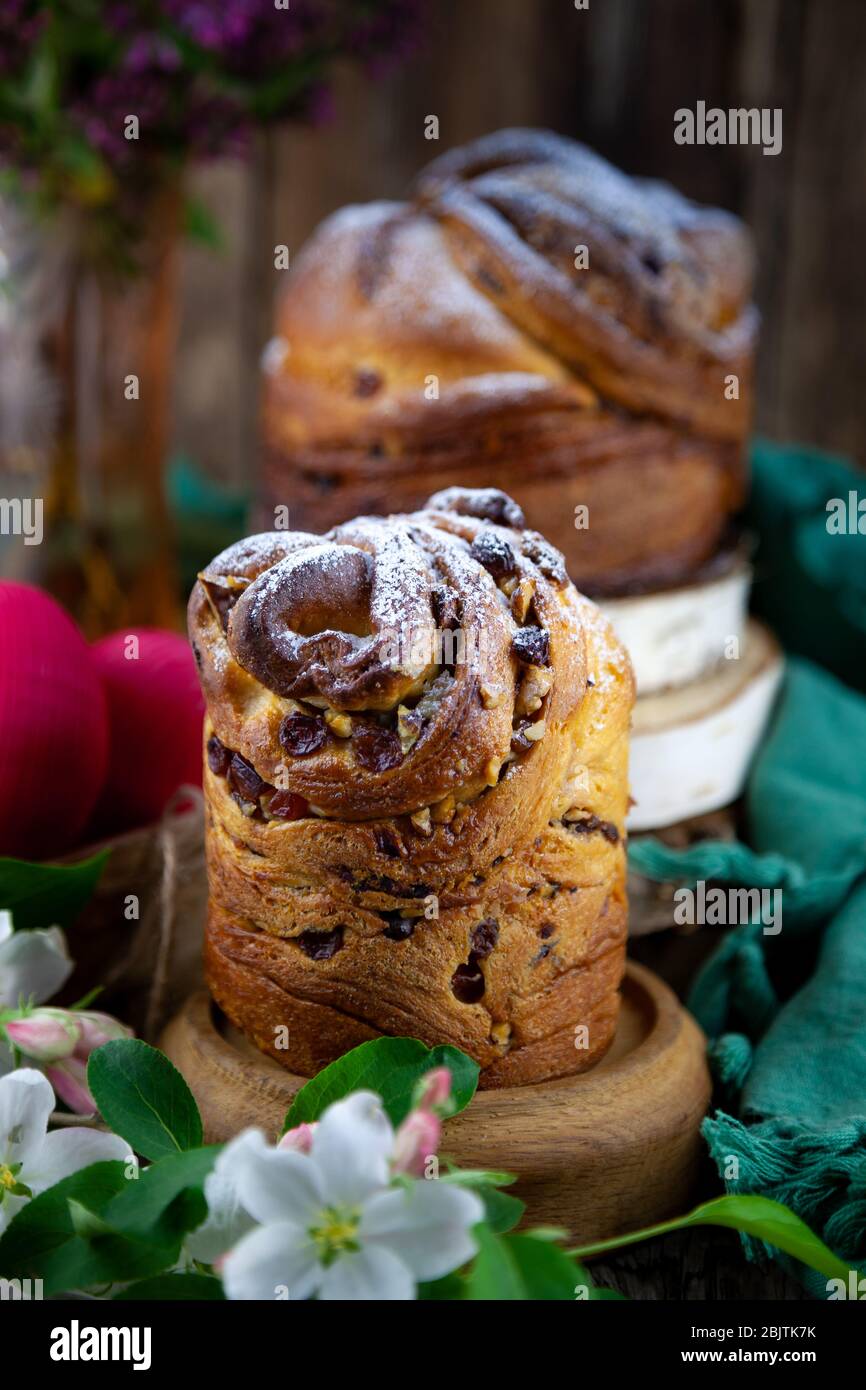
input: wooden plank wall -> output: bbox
[174,0,866,490]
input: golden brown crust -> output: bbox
[260,423,745,598]
[259,130,756,595]
[414,128,756,437]
[191,489,634,1086]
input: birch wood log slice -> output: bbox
[161,960,711,1243]
[599,554,751,696]
[627,619,783,832]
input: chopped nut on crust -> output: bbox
[430,794,456,824]
[409,807,432,835]
[523,719,547,743]
[396,704,422,754]
[480,682,506,710]
[484,756,502,786]
[515,664,553,716]
[324,709,353,738]
[510,576,536,623]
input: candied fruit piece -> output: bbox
[470,530,516,581]
[451,962,485,1004]
[512,625,550,666]
[352,723,403,773]
[297,927,344,960]
[206,734,231,777]
[279,711,327,757]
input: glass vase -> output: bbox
[0,187,181,635]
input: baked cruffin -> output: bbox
[189,488,635,1087]
[260,127,757,596]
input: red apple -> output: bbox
[0,583,108,859]
[91,628,204,831]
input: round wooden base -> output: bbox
[161,960,711,1244]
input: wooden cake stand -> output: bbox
[161,960,711,1244]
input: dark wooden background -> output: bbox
[173,0,866,492]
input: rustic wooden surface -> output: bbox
[593,1226,805,1300]
[604,928,810,1299]
[174,0,866,492]
[162,961,712,1249]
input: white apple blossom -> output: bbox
[185,1127,262,1265]
[0,911,73,1077]
[0,911,72,1008]
[193,1091,483,1300]
[0,1069,131,1236]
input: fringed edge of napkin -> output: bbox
[703,1110,866,1291]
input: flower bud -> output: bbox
[392,1109,441,1177]
[411,1066,453,1115]
[73,1010,134,1057]
[278,1122,317,1154]
[45,1056,96,1116]
[5,1008,81,1063]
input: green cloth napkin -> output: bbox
[748,438,866,695]
[629,442,866,1296]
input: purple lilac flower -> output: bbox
[73,38,184,165]
[163,0,327,66]
[161,1,422,80]
[1,0,426,188]
[123,34,182,75]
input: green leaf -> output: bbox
[465,1226,595,1301]
[441,1168,517,1188]
[440,1168,523,1233]
[103,1147,219,1244]
[520,1225,569,1242]
[113,1273,225,1301]
[0,1148,220,1294]
[570,1194,857,1284]
[0,1162,133,1294]
[284,1037,479,1129]
[464,1225,525,1300]
[474,1184,526,1235]
[0,851,108,930]
[67,1199,114,1239]
[506,1233,591,1300]
[88,1040,203,1160]
[418,1271,467,1300]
